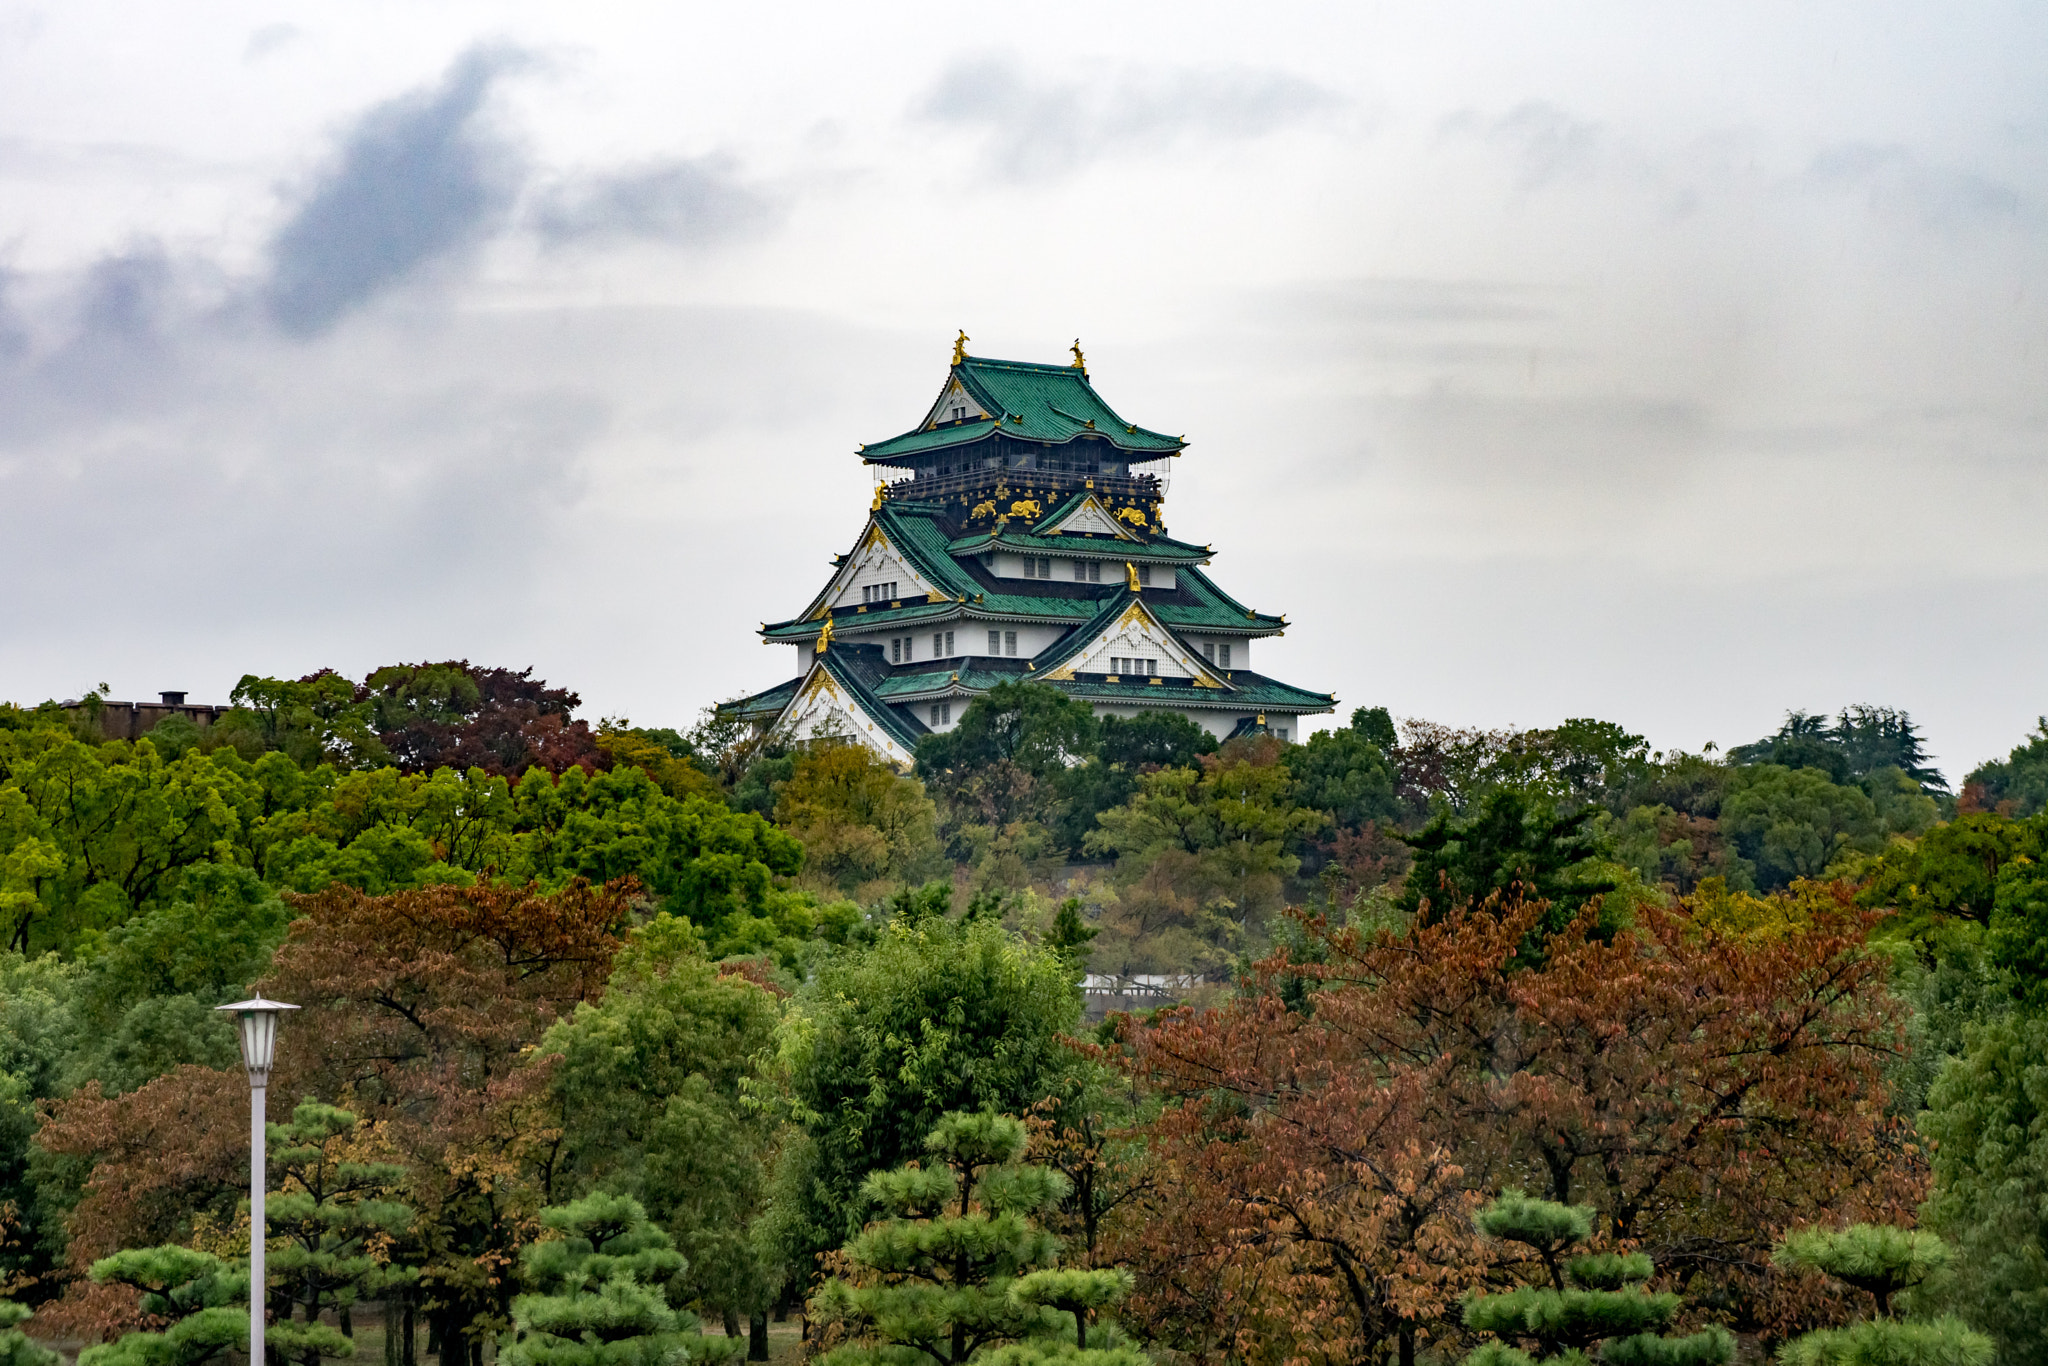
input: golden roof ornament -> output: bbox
[816,615,835,652]
[1070,338,1086,371]
[871,485,885,510]
[1126,561,1141,592]
[953,330,970,365]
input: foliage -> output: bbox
[774,744,943,894]
[1772,1227,1991,1366]
[502,1192,737,1366]
[264,1100,413,1366]
[1966,719,2048,817]
[1720,766,1885,892]
[1086,739,1325,942]
[1732,708,1947,795]
[542,916,783,1322]
[1919,1011,2048,1362]
[1984,854,2048,1004]
[256,879,629,1360]
[0,1300,57,1366]
[760,914,1081,1291]
[1114,898,1919,1363]
[810,1111,1134,1366]
[1460,1190,1730,1366]
[1859,813,2046,931]
[1283,707,1399,833]
[1395,788,1618,953]
[78,1247,247,1366]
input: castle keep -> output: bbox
[731,338,1334,762]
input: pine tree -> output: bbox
[502,1192,738,1366]
[77,1247,248,1366]
[264,1101,415,1366]
[1773,1225,1993,1366]
[811,1111,1144,1366]
[1459,1191,1733,1366]
[0,1301,57,1366]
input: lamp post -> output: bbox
[217,997,298,1366]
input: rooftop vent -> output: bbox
[160,691,187,706]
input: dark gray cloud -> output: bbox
[920,56,1341,181]
[530,157,776,247]
[264,48,523,336]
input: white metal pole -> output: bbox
[250,1081,266,1366]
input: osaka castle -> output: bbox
[729,337,1335,765]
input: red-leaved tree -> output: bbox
[1111,893,1924,1366]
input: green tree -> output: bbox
[1086,743,1326,937]
[916,685,1101,780]
[810,1111,1139,1366]
[760,914,1081,1292]
[1986,855,2048,1004]
[1719,765,1882,891]
[542,915,783,1333]
[0,951,81,1287]
[1459,1191,1731,1366]
[1396,788,1617,946]
[1860,814,2046,930]
[1284,708,1399,832]
[1920,1011,2048,1361]
[264,1101,414,1366]
[502,1192,736,1366]
[1967,719,2048,817]
[773,744,942,894]
[78,1246,248,1366]
[0,1300,56,1366]
[1772,1226,1991,1366]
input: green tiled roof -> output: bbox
[764,504,1284,643]
[860,356,1185,462]
[945,528,1212,563]
[1057,671,1336,713]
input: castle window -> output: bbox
[1144,658,1158,676]
[1219,644,1231,668]
[1005,631,1018,656]
[929,702,953,726]
[1072,560,1099,583]
[1202,643,1215,663]
[891,638,902,663]
[1023,557,1036,578]
[988,630,1001,655]
[1137,565,1152,586]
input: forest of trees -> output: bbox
[6,660,2048,1366]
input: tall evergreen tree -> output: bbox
[264,1101,413,1366]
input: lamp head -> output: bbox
[214,997,299,1088]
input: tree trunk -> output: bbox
[722,1309,742,1341]
[1398,1323,1415,1366]
[402,1299,416,1366]
[469,1336,484,1366]
[749,1312,769,1362]
[385,1300,398,1366]
[341,1305,353,1340]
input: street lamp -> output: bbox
[217,997,298,1366]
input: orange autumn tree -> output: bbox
[38,880,627,1360]
[259,878,628,1366]
[1111,894,1922,1366]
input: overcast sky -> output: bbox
[2,2,2044,779]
